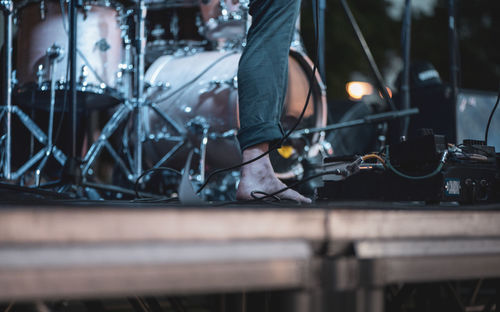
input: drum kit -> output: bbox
[0,0,328,199]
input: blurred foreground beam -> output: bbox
[0,240,315,301]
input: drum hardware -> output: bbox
[178,117,237,202]
[36,65,45,88]
[195,13,203,35]
[170,10,180,40]
[200,0,249,42]
[150,24,167,48]
[81,0,188,183]
[34,43,67,186]
[67,0,78,161]
[1,1,67,180]
[184,116,210,184]
[207,76,237,90]
[145,82,171,98]
[144,5,208,63]
[39,0,46,18]
[79,65,89,85]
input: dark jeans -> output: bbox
[237,0,301,151]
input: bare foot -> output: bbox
[236,143,312,204]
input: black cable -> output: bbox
[196,0,321,194]
[251,190,281,201]
[0,181,74,199]
[384,146,447,180]
[484,84,500,145]
[134,166,182,199]
[215,169,342,206]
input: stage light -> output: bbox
[346,81,373,100]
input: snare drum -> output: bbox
[199,0,248,41]
[14,0,124,110]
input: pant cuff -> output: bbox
[237,122,284,151]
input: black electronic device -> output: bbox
[317,132,500,204]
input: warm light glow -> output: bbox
[346,81,374,100]
[379,87,393,99]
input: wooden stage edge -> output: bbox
[2,202,500,305]
[1,203,500,244]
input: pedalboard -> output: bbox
[317,132,500,204]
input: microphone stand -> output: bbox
[448,0,458,143]
[339,0,396,111]
[400,0,412,137]
[290,108,419,138]
[62,0,81,184]
[312,0,326,82]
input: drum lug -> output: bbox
[169,12,180,41]
[208,76,237,90]
[219,0,229,19]
[145,82,171,98]
[151,24,166,42]
[46,43,65,61]
[79,65,89,86]
[83,4,91,20]
[119,63,134,74]
[0,0,13,12]
[196,14,204,36]
[11,70,17,88]
[36,64,46,88]
[39,0,46,20]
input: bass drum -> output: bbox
[143,49,327,177]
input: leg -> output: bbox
[236,0,310,203]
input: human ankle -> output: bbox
[242,143,269,160]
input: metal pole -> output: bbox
[133,0,147,178]
[339,0,396,111]
[400,0,412,137]
[317,0,326,83]
[448,0,458,143]
[69,0,78,158]
[2,1,13,179]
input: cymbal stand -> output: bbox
[1,1,66,181]
[81,0,186,183]
[1,0,14,180]
[34,44,66,186]
[133,0,147,179]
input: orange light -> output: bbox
[346,81,374,100]
[379,87,393,99]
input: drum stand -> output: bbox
[33,45,66,185]
[81,0,188,184]
[0,0,66,182]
